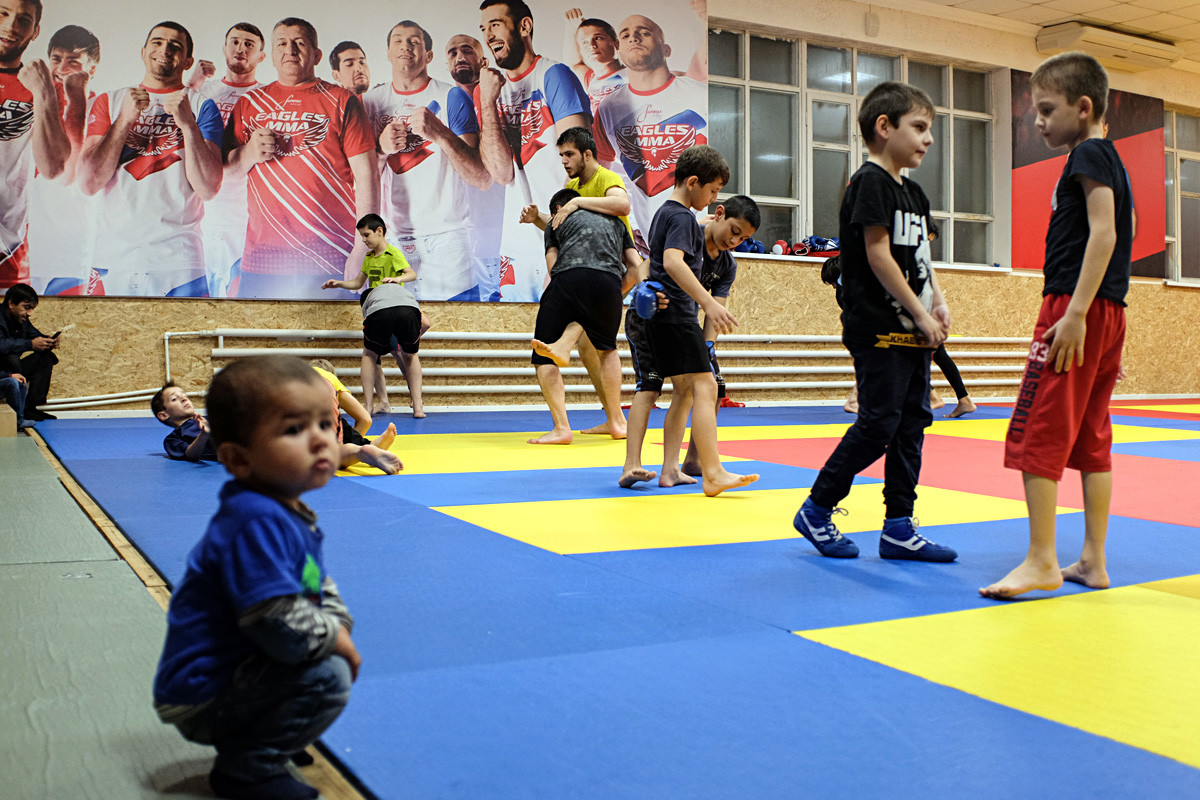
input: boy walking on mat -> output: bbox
[981,53,1131,599]
[792,81,957,562]
[153,355,361,800]
[630,144,758,497]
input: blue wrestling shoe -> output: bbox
[879,517,957,562]
[793,497,858,558]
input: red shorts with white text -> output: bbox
[1004,294,1125,481]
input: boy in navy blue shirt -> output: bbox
[627,145,758,497]
[151,381,218,461]
[981,53,1132,599]
[792,82,957,562]
[153,356,361,800]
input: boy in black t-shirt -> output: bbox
[620,146,758,497]
[981,54,1132,600]
[793,82,957,562]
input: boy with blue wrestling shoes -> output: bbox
[793,81,957,563]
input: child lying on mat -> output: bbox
[309,359,402,475]
[153,355,361,800]
[151,382,218,461]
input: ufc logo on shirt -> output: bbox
[892,211,927,247]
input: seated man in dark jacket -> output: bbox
[0,284,60,421]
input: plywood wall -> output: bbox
[29,260,1195,411]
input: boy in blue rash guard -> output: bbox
[153,355,361,800]
[151,381,217,461]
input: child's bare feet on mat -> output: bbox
[374,423,397,451]
[359,444,402,474]
[703,471,759,497]
[1061,560,1109,590]
[659,468,697,488]
[681,457,701,477]
[529,428,572,445]
[930,389,945,409]
[946,397,977,418]
[531,338,570,368]
[618,466,656,488]
[412,408,426,419]
[580,420,627,439]
[979,560,1062,599]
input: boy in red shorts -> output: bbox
[980,52,1131,599]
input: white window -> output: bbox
[709,29,994,264]
[1165,109,1200,283]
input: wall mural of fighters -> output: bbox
[7,0,708,301]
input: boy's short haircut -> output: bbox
[226,22,265,47]
[556,126,596,158]
[146,21,194,59]
[4,282,38,308]
[275,17,318,49]
[549,188,581,215]
[1031,51,1108,120]
[673,145,730,188]
[309,358,337,374]
[858,81,935,145]
[207,356,324,447]
[389,21,433,51]
[150,381,178,423]
[721,194,761,229]
[48,25,100,62]
[356,213,386,233]
[329,40,364,72]
[578,18,617,42]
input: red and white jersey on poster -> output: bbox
[196,78,262,226]
[85,86,224,276]
[28,89,98,295]
[474,55,589,300]
[594,76,708,243]
[225,80,373,276]
[583,66,625,121]
[0,68,37,251]
[363,77,478,238]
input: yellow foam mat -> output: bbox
[799,584,1200,768]
[1142,574,1200,601]
[433,484,1073,554]
[1121,403,1200,415]
[928,417,1200,444]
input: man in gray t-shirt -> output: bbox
[528,189,642,445]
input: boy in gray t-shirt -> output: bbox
[528,188,642,445]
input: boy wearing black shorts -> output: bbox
[528,188,641,444]
[624,145,758,497]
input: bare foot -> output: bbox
[1061,560,1110,590]
[528,429,573,445]
[946,397,977,419]
[359,444,403,475]
[618,466,656,488]
[374,422,397,451]
[531,338,570,368]
[843,399,858,414]
[930,389,945,410]
[659,469,698,488]
[979,560,1063,600]
[681,459,701,477]
[702,471,759,497]
[412,409,427,419]
[373,403,391,415]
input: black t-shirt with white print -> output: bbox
[838,161,935,346]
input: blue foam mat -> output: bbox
[325,628,1200,800]
[574,515,1200,631]
[34,409,1200,799]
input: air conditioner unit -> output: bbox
[1037,22,1182,72]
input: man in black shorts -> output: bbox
[528,188,640,444]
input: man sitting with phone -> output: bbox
[1,283,62,421]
